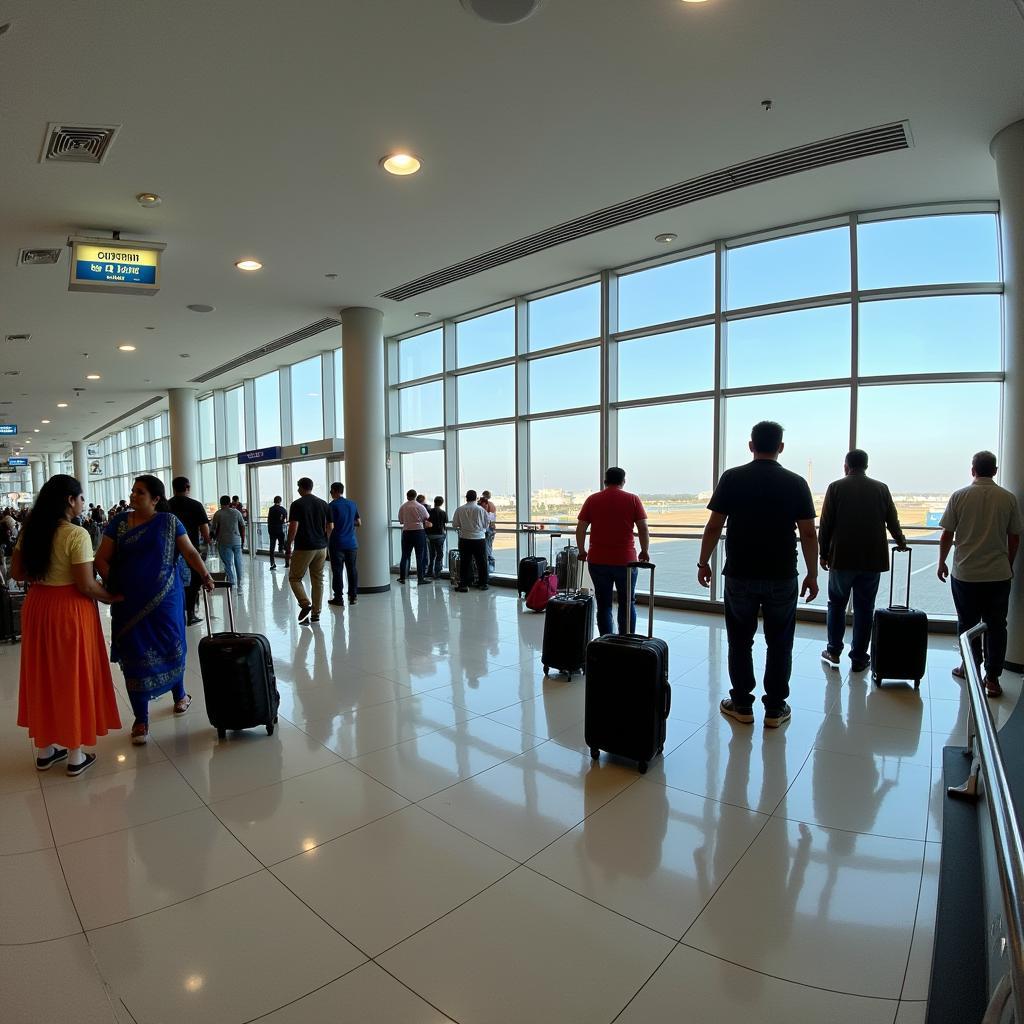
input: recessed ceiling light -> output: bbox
[187,304,215,313]
[235,259,263,271]
[40,419,50,423]
[654,232,677,243]
[680,0,710,4]
[33,428,39,433]
[179,353,190,358]
[136,192,162,207]
[324,273,338,279]
[86,373,101,380]
[380,153,421,176]
[57,402,68,408]
[414,311,432,319]
[118,344,136,352]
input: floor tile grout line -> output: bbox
[608,942,680,1024]
[896,768,933,1004]
[369,962,463,1024]
[50,802,210,853]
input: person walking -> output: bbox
[397,488,430,584]
[167,476,212,626]
[697,421,819,728]
[95,475,214,746]
[11,475,122,776]
[479,490,497,571]
[327,481,360,607]
[288,476,332,624]
[267,495,289,570]
[818,450,908,672]
[937,450,1023,697]
[451,489,490,591]
[211,495,245,587]
[575,467,650,635]
[426,496,448,580]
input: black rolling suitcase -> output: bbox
[870,547,928,688]
[199,581,279,738]
[1,586,23,643]
[585,562,670,774]
[517,525,547,597]
[448,549,479,589]
[541,556,594,681]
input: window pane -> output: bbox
[199,461,217,515]
[529,413,599,521]
[618,324,714,401]
[290,356,324,443]
[255,464,284,524]
[457,365,514,423]
[727,227,850,309]
[726,305,850,388]
[857,214,999,290]
[618,253,715,331]
[254,372,281,448]
[334,349,345,436]
[399,381,443,432]
[198,397,215,460]
[858,295,1002,376]
[293,458,327,502]
[458,424,517,528]
[617,401,713,598]
[457,307,515,366]
[399,329,442,382]
[529,347,599,414]
[223,387,245,455]
[528,282,600,351]
[400,439,445,510]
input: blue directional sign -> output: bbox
[0,424,17,435]
[237,446,282,465]
[75,259,157,285]
[8,457,28,466]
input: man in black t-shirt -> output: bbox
[425,496,448,579]
[266,496,289,570]
[167,476,212,625]
[697,421,819,728]
[287,477,332,625]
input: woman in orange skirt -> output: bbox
[12,474,122,777]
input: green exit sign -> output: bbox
[299,444,309,456]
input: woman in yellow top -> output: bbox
[12,475,122,777]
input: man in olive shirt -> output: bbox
[938,451,1023,696]
[818,450,907,672]
[288,477,332,624]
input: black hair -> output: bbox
[18,475,82,581]
[331,482,344,495]
[297,477,314,491]
[466,489,478,502]
[273,495,282,503]
[135,475,171,513]
[219,494,231,506]
[231,495,239,502]
[406,489,417,500]
[845,449,868,471]
[434,496,444,506]
[604,467,626,486]
[973,450,998,478]
[751,420,784,454]
[172,476,190,494]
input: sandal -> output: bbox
[173,693,193,715]
[951,665,966,680]
[985,677,1003,698]
[131,722,149,745]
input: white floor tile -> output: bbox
[903,842,940,1000]
[895,1001,928,1024]
[815,714,933,767]
[0,786,52,854]
[835,681,928,732]
[484,681,585,739]
[0,732,40,796]
[425,663,548,716]
[0,848,81,943]
[378,868,673,1024]
[37,727,169,789]
[273,804,515,956]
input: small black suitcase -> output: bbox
[1,586,23,643]
[541,559,594,681]
[199,582,279,738]
[449,549,479,589]
[517,526,547,597]
[870,547,928,688]
[585,562,670,774]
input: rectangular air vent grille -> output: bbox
[4,334,30,343]
[41,123,120,164]
[189,317,342,384]
[18,248,62,266]
[380,121,912,301]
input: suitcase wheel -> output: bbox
[542,665,549,677]
[872,674,881,686]
[589,747,600,761]
[638,761,648,775]
[217,728,227,739]
[266,723,275,736]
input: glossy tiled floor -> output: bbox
[1,562,1017,1023]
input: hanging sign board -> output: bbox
[0,467,18,475]
[0,424,17,435]
[7,457,28,466]
[237,446,282,465]
[68,235,166,296]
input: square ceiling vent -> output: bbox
[18,247,62,266]
[41,123,120,164]
[5,334,30,343]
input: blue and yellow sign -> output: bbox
[68,236,165,296]
[0,424,17,436]
[8,457,28,466]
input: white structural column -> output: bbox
[72,441,89,490]
[168,388,199,488]
[340,306,390,592]
[30,458,45,495]
[993,119,1024,670]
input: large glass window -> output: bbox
[399,329,442,382]
[457,424,516,522]
[399,381,443,432]
[198,461,217,514]
[529,413,599,521]
[457,307,515,367]
[528,282,600,351]
[528,347,600,414]
[457,365,515,423]
[254,372,281,448]
[223,386,245,455]
[617,325,714,401]
[290,356,324,444]
[293,458,327,501]
[618,253,715,331]
[198,396,215,460]
[400,440,445,508]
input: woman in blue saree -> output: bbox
[95,475,214,745]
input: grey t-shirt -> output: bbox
[940,478,1023,582]
[212,506,245,546]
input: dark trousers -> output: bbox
[587,563,638,635]
[826,570,881,661]
[183,578,200,622]
[400,531,429,581]
[268,531,289,566]
[458,537,488,587]
[330,546,358,599]
[427,534,446,578]
[723,576,799,710]
[950,577,1012,679]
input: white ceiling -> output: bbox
[1,0,1022,454]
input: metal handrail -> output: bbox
[950,623,1024,1022]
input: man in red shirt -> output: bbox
[576,467,650,635]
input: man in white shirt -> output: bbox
[397,488,430,584]
[938,450,1023,697]
[452,489,490,592]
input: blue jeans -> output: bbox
[723,576,798,710]
[129,679,187,725]
[427,534,446,578]
[329,546,358,599]
[400,531,429,581]
[219,542,243,586]
[826,570,880,662]
[588,563,638,636]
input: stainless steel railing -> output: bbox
[947,623,1024,1023]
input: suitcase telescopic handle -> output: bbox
[201,580,236,637]
[889,546,912,609]
[549,532,561,564]
[628,561,656,637]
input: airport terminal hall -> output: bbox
[4,1,1024,1022]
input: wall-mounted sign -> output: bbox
[7,457,28,466]
[89,459,103,477]
[298,444,309,456]
[86,443,101,458]
[0,424,17,435]
[237,446,282,465]
[68,235,166,296]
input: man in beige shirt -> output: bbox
[938,450,1023,696]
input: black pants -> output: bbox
[330,546,358,599]
[400,531,429,581]
[268,531,289,565]
[183,578,201,622]
[950,577,1012,679]
[458,537,488,588]
[427,534,446,578]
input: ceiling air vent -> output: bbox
[380,120,913,301]
[189,317,342,384]
[18,248,62,266]
[41,123,120,164]
[4,334,30,343]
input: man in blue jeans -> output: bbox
[576,467,650,635]
[211,494,245,587]
[698,421,819,728]
[817,449,907,672]
[327,481,361,607]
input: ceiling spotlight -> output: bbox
[33,428,39,432]
[414,311,432,319]
[655,232,677,243]
[86,373,101,380]
[187,304,215,313]
[179,353,190,358]
[118,344,136,352]
[136,192,162,207]
[380,153,421,176]
[680,0,710,4]
[235,259,263,271]
[57,402,68,408]
[40,419,50,424]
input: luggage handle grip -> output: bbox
[888,546,912,609]
[201,581,235,637]
[627,561,656,637]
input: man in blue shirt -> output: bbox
[327,481,361,606]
